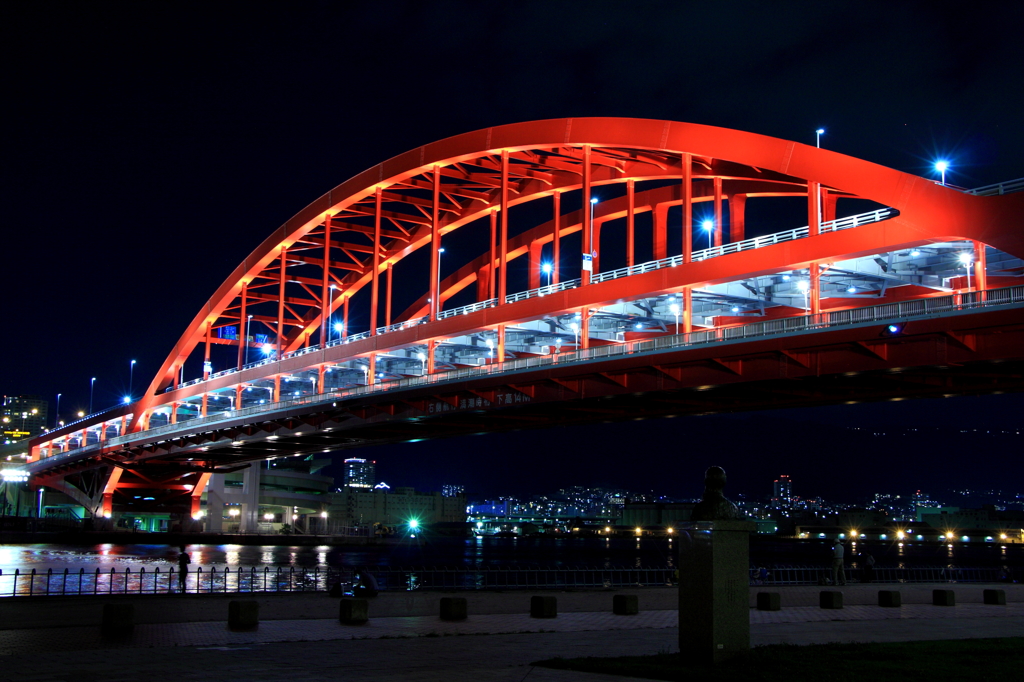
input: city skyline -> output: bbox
[4,3,1023,496]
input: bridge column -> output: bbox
[170,402,177,425]
[238,464,261,533]
[808,181,821,236]
[822,190,838,223]
[713,177,723,247]
[582,145,593,285]
[476,265,491,303]
[273,376,281,402]
[528,240,543,289]
[427,340,436,374]
[810,265,821,315]
[206,474,226,532]
[499,151,510,302]
[592,221,603,273]
[682,153,692,264]
[728,194,746,242]
[653,204,668,260]
[367,353,376,384]
[235,384,244,409]
[385,262,394,326]
[201,393,208,417]
[973,241,988,297]
[683,288,693,333]
[489,209,498,299]
[497,325,506,364]
[320,217,331,349]
[626,179,635,267]
[552,191,562,284]
[99,421,106,442]
[238,283,248,366]
[580,310,590,350]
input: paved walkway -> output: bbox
[0,585,1020,681]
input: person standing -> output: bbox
[831,539,846,586]
[177,545,191,593]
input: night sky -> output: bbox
[4,1,1023,501]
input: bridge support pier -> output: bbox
[239,463,262,533]
[206,475,227,532]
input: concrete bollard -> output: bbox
[530,595,557,618]
[756,592,781,611]
[819,590,843,609]
[878,590,902,608]
[932,589,955,606]
[440,597,467,621]
[613,594,639,615]
[102,603,134,634]
[983,589,1006,605]
[228,600,260,630]
[340,598,369,624]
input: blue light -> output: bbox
[122,396,131,404]
[261,343,273,355]
[887,324,900,333]
[935,160,949,172]
[590,197,598,204]
[816,128,825,135]
[541,262,552,274]
[702,220,713,231]
[333,322,343,332]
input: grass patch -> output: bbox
[532,638,1024,682]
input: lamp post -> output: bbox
[569,322,579,348]
[815,128,824,148]
[669,303,680,335]
[128,360,136,402]
[485,338,494,362]
[541,262,552,287]
[55,393,61,429]
[797,279,810,310]
[417,352,427,375]
[701,220,714,251]
[959,252,973,290]
[935,160,949,186]
[89,378,96,415]
[589,197,598,272]
[333,322,344,343]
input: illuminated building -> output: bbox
[343,458,375,488]
[773,475,793,505]
[2,395,48,443]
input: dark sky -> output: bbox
[3,1,1023,501]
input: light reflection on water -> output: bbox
[0,537,1017,573]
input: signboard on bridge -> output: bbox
[582,253,593,271]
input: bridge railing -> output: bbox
[1,563,1003,597]
[593,207,897,284]
[965,177,1024,196]
[29,283,1024,467]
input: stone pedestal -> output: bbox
[613,594,639,615]
[440,597,467,621]
[228,600,259,630]
[983,589,1006,605]
[678,520,755,664]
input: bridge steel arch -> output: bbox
[26,118,1024,520]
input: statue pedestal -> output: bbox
[678,520,755,664]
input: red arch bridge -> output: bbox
[20,118,1024,522]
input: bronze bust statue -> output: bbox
[691,466,745,521]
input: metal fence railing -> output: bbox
[755,564,1004,586]
[1,563,1008,598]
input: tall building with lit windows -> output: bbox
[343,458,375,488]
[2,395,48,443]
[773,475,793,505]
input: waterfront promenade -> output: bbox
[1,584,1021,681]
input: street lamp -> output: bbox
[569,321,580,348]
[815,128,824,148]
[669,303,680,335]
[55,393,61,429]
[128,359,136,402]
[89,378,96,415]
[701,219,714,250]
[935,160,949,186]
[588,197,598,270]
[958,252,973,290]
[485,338,494,362]
[417,352,427,375]
[796,279,810,310]
[541,262,552,287]
[333,322,344,343]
